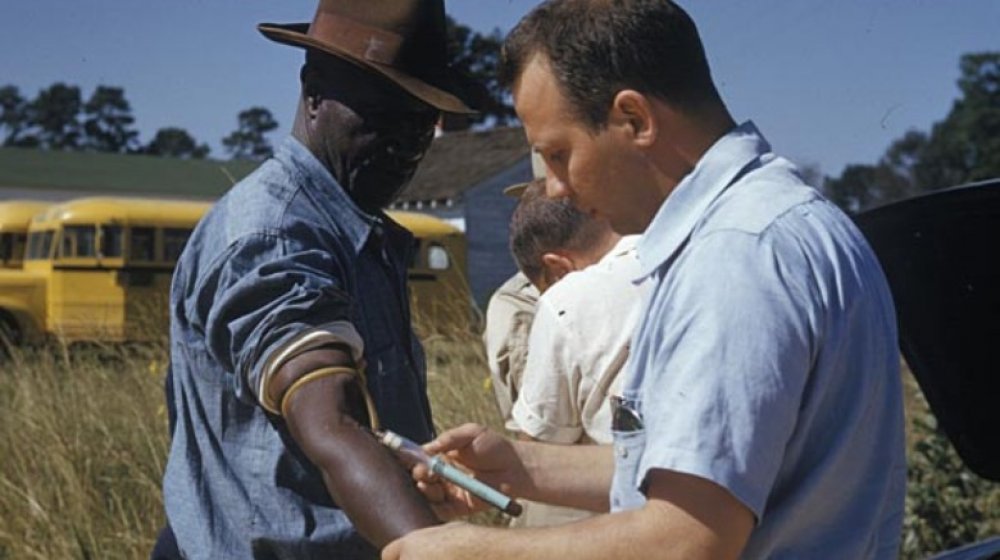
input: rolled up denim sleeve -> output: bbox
[190,232,354,407]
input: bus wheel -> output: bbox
[0,312,22,355]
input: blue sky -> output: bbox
[1,0,997,179]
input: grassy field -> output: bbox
[0,332,997,558]
[0,343,170,559]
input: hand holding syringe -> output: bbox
[377,429,523,517]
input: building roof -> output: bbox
[0,147,255,199]
[396,126,529,204]
[0,127,529,204]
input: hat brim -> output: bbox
[503,182,530,198]
[258,22,476,115]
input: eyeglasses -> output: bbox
[362,107,440,133]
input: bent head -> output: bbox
[501,0,729,233]
[509,179,618,294]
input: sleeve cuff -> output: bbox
[637,445,765,520]
[511,399,582,444]
[254,322,364,414]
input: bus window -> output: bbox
[27,230,54,260]
[2,234,29,264]
[427,243,451,270]
[164,228,192,262]
[408,238,422,268]
[0,233,12,263]
[14,234,27,261]
[101,225,123,258]
[60,225,97,258]
[60,231,71,257]
[130,227,155,262]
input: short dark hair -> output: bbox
[500,0,721,130]
[509,180,608,282]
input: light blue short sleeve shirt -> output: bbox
[610,122,906,559]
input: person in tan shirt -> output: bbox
[482,271,539,429]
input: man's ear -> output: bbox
[300,66,323,116]
[610,90,657,148]
[541,252,576,284]
[305,87,322,115]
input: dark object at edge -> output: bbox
[856,178,1000,482]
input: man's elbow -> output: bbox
[636,470,754,560]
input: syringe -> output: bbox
[377,429,523,517]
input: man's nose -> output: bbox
[545,174,570,199]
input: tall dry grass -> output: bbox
[0,297,503,558]
[1,301,997,558]
[0,342,170,559]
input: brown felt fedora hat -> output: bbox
[259,0,475,114]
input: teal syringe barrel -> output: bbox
[379,429,523,517]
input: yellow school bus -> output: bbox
[389,210,474,332]
[0,200,50,269]
[0,197,211,343]
[0,199,472,345]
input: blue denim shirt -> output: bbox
[163,137,434,559]
[610,122,906,559]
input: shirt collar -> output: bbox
[601,234,640,265]
[276,136,376,255]
[636,121,771,279]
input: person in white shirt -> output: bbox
[506,179,648,526]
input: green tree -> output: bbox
[902,399,1000,558]
[222,107,278,161]
[82,86,139,153]
[445,17,515,126]
[915,52,1000,190]
[0,85,36,147]
[878,130,927,190]
[822,163,908,214]
[29,83,84,150]
[144,127,210,159]
[824,52,1000,213]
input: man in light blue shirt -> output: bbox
[612,121,905,558]
[386,1,905,559]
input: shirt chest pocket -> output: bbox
[611,428,648,512]
[609,393,648,512]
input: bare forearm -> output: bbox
[469,508,664,560]
[277,349,439,547]
[303,418,440,546]
[386,499,742,560]
[515,440,613,512]
[461,470,751,560]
